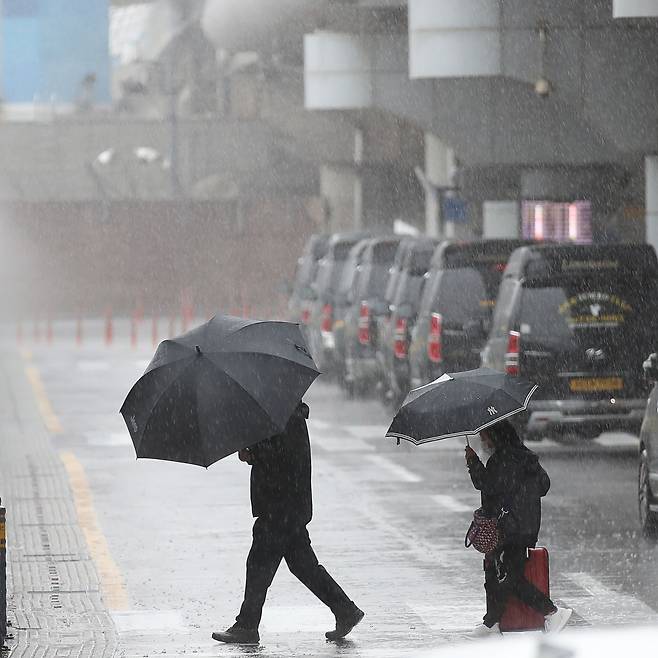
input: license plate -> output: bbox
[569,377,623,392]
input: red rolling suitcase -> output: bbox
[499,547,550,632]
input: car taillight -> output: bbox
[321,304,333,333]
[427,312,443,364]
[505,330,521,375]
[394,317,408,359]
[301,308,311,324]
[358,301,371,345]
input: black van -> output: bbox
[380,238,438,406]
[343,236,402,396]
[409,240,530,389]
[332,239,371,384]
[288,234,329,324]
[306,232,369,374]
[482,243,658,439]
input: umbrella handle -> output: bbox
[466,435,470,448]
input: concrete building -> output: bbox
[1,0,658,316]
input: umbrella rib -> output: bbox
[205,348,319,372]
[142,354,193,376]
[201,357,288,433]
[132,359,197,450]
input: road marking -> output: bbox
[24,364,63,434]
[365,454,422,482]
[432,494,473,513]
[312,434,375,452]
[594,434,639,448]
[307,419,332,431]
[407,602,487,634]
[76,360,110,372]
[565,572,658,626]
[260,605,331,632]
[344,424,389,439]
[60,451,129,611]
[112,610,183,634]
[86,431,130,447]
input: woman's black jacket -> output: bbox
[467,443,550,547]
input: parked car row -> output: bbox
[288,234,658,537]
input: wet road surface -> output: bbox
[8,324,658,656]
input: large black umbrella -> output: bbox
[386,368,538,445]
[120,315,320,467]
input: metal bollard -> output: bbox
[0,501,6,644]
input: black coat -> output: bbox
[248,403,313,524]
[467,443,550,546]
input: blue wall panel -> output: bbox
[2,0,110,104]
[2,17,41,102]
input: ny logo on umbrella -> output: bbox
[487,406,498,416]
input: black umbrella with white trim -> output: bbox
[386,367,538,445]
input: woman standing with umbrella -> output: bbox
[386,368,572,636]
[465,420,571,637]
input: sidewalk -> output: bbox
[0,349,117,658]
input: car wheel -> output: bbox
[638,449,658,538]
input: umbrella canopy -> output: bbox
[386,368,538,445]
[120,315,320,467]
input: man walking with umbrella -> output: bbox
[212,401,364,645]
[120,315,363,645]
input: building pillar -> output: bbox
[320,165,361,232]
[646,156,658,253]
[423,133,456,238]
[482,201,520,239]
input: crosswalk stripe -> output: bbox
[312,434,375,452]
[365,454,423,483]
[565,572,658,626]
[432,494,473,513]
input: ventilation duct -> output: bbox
[409,0,501,79]
[305,32,372,109]
[613,0,658,17]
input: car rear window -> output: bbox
[423,263,505,325]
[372,242,400,265]
[519,275,658,352]
[408,248,434,275]
[293,257,320,299]
[314,241,359,295]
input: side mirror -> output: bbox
[643,353,658,383]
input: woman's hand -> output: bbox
[465,446,478,464]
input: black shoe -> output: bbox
[325,607,365,640]
[212,623,260,645]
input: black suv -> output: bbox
[332,239,371,384]
[409,240,529,389]
[638,352,658,538]
[289,234,329,324]
[380,238,438,407]
[343,236,402,396]
[482,243,658,439]
[306,232,369,374]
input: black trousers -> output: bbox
[236,516,355,629]
[483,545,556,627]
